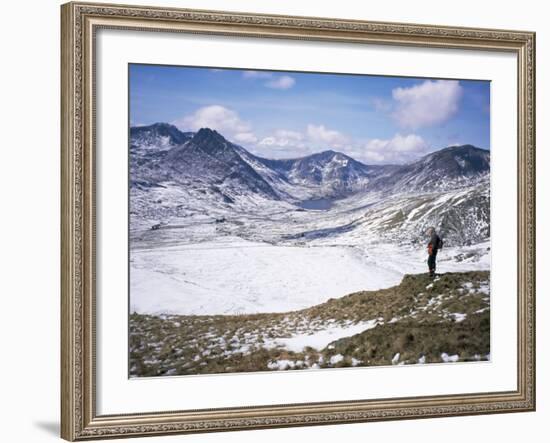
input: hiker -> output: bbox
[426,227,443,278]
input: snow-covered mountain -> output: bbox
[131,123,194,152]
[131,124,489,198]
[130,125,387,202]
[164,128,284,201]
[131,127,288,204]
[330,178,490,246]
[129,123,490,247]
[131,124,399,200]
[260,150,393,197]
[369,145,490,193]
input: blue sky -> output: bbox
[129,64,490,164]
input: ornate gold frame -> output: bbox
[61,1,536,440]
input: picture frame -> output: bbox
[61,1,536,440]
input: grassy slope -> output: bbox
[130,271,490,377]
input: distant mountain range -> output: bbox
[129,123,490,246]
[130,123,490,201]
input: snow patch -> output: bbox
[267,359,295,370]
[450,313,467,322]
[264,319,380,352]
[441,353,459,363]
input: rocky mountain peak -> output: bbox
[191,127,226,147]
[130,122,193,147]
[420,145,490,175]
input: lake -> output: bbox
[298,198,334,210]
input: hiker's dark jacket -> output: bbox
[428,233,441,256]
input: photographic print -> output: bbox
[128,64,491,377]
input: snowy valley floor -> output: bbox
[129,237,490,316]
[129,270,490,377]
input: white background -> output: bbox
[0,0,547,442]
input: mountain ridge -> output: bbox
[130,122,491,172]
[130,123,489,200]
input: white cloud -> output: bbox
[257,130,307,158]
[243,71,296,90]
[256,125,351,157]
[392,80,463,129]
[259,124,349,153]
[275,129,304,141]
[174,105,252,136]
[259,129,304,147]
[258,136,277,146]
[242,70,272,79]
[367,133,428,153]
[265,75,296,90]
[174,106,428,164]
[362,151,386,163]
[362,133,429,163]
[306,124,349,147]
[233,132,258,144]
